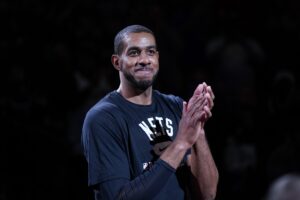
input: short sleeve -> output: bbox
[174,96,184,114]
[82,104,130,186]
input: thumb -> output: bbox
[182,101,188,114]
[194,83,204,96]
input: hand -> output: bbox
[174,83,207,148]
[174,100,205,149]
[201,83,215,126]
[187,82,215,125]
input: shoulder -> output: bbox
[82,91,126,145]
[153,90,183,110]
[154,90,183,102]
[84,91,123,125]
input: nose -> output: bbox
[138,51,151,66]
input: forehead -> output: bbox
[123,32,156,49]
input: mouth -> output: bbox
[134,67,153,72]
[134,67,153,77]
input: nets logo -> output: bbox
[138,116,173,141]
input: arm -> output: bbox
[187,84,219,200]
[188,129,219,200]
[94,159,176,200]
[160,88,207,169]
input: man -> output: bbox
[82,24,219,200]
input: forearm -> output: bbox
[95,159,175,200]
[189,133,219,200]
[160,140,189,169]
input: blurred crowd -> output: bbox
[1,0,300,199]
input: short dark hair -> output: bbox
[113,25,155,55]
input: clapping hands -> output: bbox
[186,82,215,127]
[176,82,215,148]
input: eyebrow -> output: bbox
[127,45,157,51]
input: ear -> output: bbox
[111,54,121,71]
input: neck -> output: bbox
[117,85,153,105]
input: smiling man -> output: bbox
[82,25,219,200]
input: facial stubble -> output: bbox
[123,69,159,91]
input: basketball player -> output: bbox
[82,24,219,200]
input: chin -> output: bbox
[124,70,158,90]
[135,80,153,91]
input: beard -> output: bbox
[123,69,159,91]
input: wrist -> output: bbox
[172,140,191,152]
[160,141,189,169]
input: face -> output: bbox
[112,32,159,91]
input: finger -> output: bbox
[204,105,212,118]
[187,92,204,110]
[205,93,214,109]
[194,83,204,96]
[206,86,215,100]
[193,111,206,126]
[189,95,206,119]
[182,101,188,116]
[203,82,207,92]
[198,106,212,125]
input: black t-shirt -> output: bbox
[82,90,191,199]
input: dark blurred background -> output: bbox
[1,0,300,199]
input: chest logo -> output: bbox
[138,117,173,141]
[139,117,173,159]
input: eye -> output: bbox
[128,49,140,57]
[147,49,157,56]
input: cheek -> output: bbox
[152,58,159,69]
[122,58,137,68]
[119,59,133,71]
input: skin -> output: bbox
[111,32,159,105]
[111,32,218,200]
